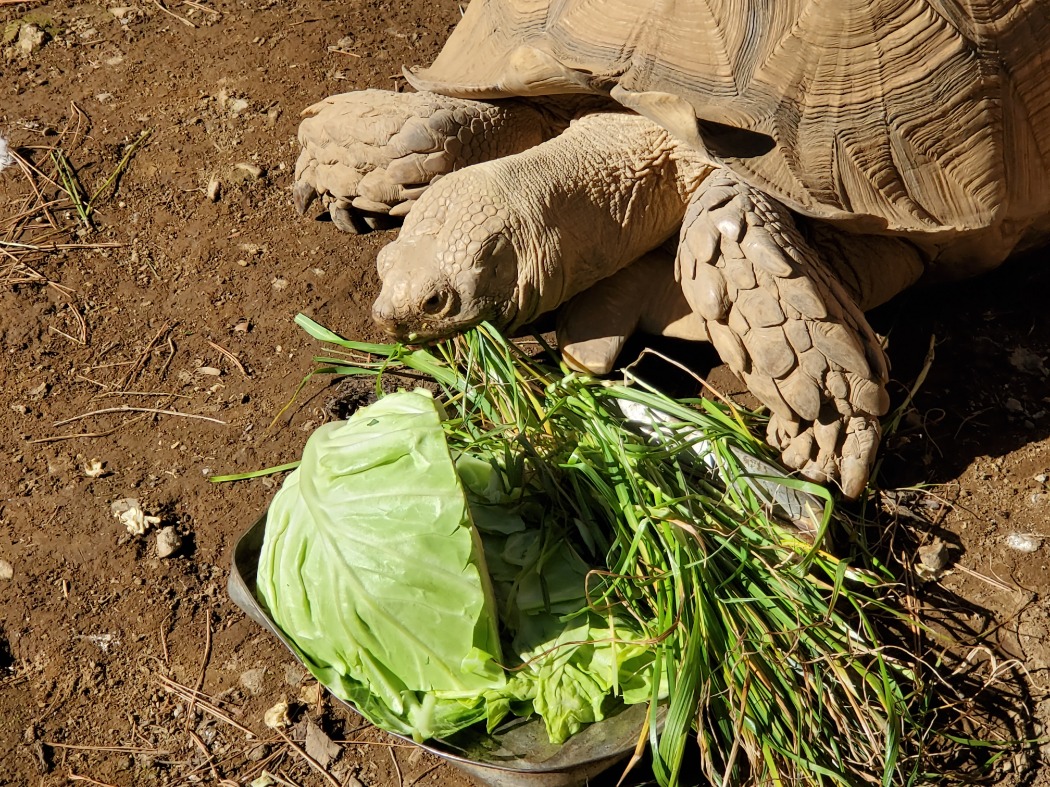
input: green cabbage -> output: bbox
[257,389,656,743]
[256,390,505,740]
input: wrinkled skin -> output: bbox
[371,110,707,343]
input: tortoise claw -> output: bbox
[329,204,366,234]
[292,180,318,215]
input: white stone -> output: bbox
[0,136,14,173]
[156,526,182,558]
[1004,533,1042,553]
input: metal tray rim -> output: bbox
[228,514,653,784]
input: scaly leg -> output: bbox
[676,170,915,499]
[293,89,569,232]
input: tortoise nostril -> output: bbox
[422,291,447,314]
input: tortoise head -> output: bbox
[371,176,524,342]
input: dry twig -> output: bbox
[95,390,191,400]
[954,563,1019,594]
[389,747,404,787]
[190,729,221,781]
[151,0,197,26]
[330,738,413,749]
[68,774,119,787]
[159,613,172,664]
[45,742,171,755]
[182,0,221,14]
[186,609,213,730]
[52,405,227,427]
[408,762,443,786]
[208,339,248,377]
[269,772,305,787]
[27,413,149,444]
[117,321,173,389]
[154,673,254,737]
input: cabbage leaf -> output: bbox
[256,390,505,740]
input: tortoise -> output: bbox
[292,0,1050,499]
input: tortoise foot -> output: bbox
[294,89,560,230]
[677,170,890,499]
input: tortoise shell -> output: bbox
[407,0,1050,239]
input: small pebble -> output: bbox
[0,559,13,581]
[239,667,267,696]
[1008,347,1048,376]
[263,701,290,729]
[283,662,307,685]
[1035,474,1048,484]
[298,680,321,707]
[1004,533,1043,553]
[234,162,263,180]
[915,539,951,580]
[207,178,221,202]
[16,24,46,56]
[0,136,13,172]
[156,526,182,558]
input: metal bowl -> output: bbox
[228,515,654,787]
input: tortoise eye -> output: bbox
[422,292,447,314]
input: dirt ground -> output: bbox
[0,1,1048,785]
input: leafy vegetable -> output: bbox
[256,390,505,741]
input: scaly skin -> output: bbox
[676,169,924,499]
[371,111,709,340]
[293,90,576,232]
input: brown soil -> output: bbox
[0,1,1047,785]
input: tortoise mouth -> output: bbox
[374,299,517,344]
[375,314,483,344]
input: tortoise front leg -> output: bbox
[676,170,921,499]
[557,248,709,374]
[293,90,569,232]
